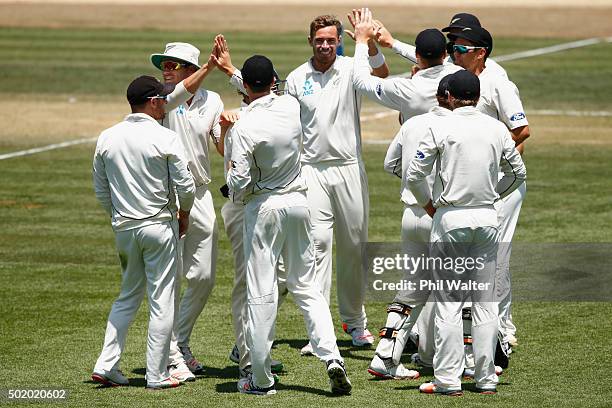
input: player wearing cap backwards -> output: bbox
[366,74,454,380]
[351,8,460,124]
[227,55,352,396]
[150,42,224,377]
[92,76,195,389]
[449,26,529,350]
[373,13,508,79]
[407,70,526,395]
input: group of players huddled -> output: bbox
[92,7,528,396]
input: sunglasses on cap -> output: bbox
[453,44,486,54]
[161,60,190,71]
[147,95,167,101]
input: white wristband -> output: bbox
[369,50,386,69]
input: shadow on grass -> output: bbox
[215,381,337,397]
[83,377,147,388]
[274,338,374,361]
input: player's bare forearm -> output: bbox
[183,61,213,94]
[424,200,436,218]
[178,209,190,238]
[510,125,530,146]
[516,142,524,155]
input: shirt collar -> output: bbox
[245,93,277,113]
[124,113,159,123]
[413,64,445,79]
[308,56,339,75]
[453,106,479,115]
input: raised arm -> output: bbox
[351,8,416,111]
[346,8,388,78]
[212,34,247,94]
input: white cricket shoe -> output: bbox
[146,376,181,390]
[419,381,463,396]
[342,324,375,346]
[367,355,420,380]
[169,361,196,383]
[230,344,284,373]
[237,374,277,396]
[410,353,433,368]
[179,346,204,373]
[327,359,352,395]
[300,342,314,356]
[463,365,503,379]
[91,368,129,387]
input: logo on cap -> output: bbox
[451,18,460,24]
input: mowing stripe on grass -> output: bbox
[1,37,610,161]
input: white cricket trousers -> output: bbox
[170,185,217,361]
[302,162,369,330]
[221,200,287,370]
[494,182,526,341]
[244,192,342,388]
[375,205,432,363]
[94,222,177,383]
[431,225,499,391]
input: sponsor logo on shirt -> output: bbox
[415,150,425,160]
[376,83,383,97]
[177,105,186,115]
[510,112,525,121]
[302,80,314,96]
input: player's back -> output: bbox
[432,107,509,207]
[234,94,305,200]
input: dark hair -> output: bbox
[309,15,341,39]
[451,98,479,108]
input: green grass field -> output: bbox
[1,26,611,407]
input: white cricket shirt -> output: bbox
[285,56,363,165]
[162,88,224,186]
[93,113,195,232]
[384,106,451,206]
[354,43,460,123]
[406,106,526,209]
[477,67,528,130]
[226,94,306,204]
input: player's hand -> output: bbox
[220,110,240,127]
[351,8,375,44]
[411,65,421,76]
[178,209,190,238]
[373,19,394,48]
[212,34,236,77]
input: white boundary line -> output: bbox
[494,37,610,62]
[2,37,611,161]
[0,137,97,160]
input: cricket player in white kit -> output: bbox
[450,26,530,349]
[367,75,454,380]
[373,13,509,80]
[151,42,224,375]
[284,14,389,353]
[92,76,195,389]
[351,9,460,124]
[407,70,526,395]
[227,55,351,396]
[209,35,287,377]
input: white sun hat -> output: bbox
[151,42,201,70]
